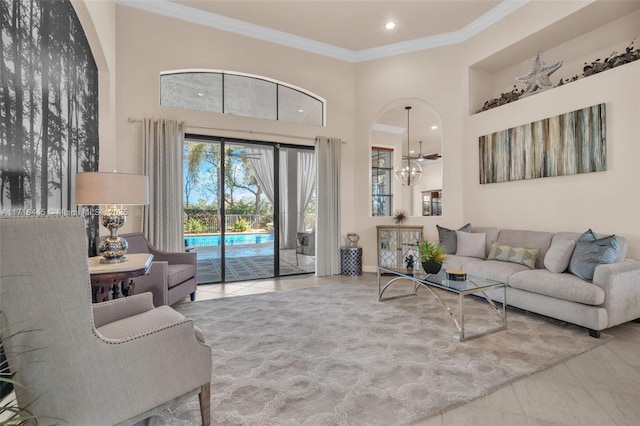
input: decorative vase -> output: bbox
[422,260,442,274]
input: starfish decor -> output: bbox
[516,52,563,97]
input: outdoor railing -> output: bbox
[184,211,314,234]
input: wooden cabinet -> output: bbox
[377,225,423,270]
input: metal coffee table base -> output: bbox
[378,269,507,342]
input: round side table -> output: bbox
[340,246,363,276]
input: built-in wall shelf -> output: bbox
[468,1,640,115]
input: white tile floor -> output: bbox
[190,273,640,426]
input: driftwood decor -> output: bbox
[477,40,639,112]
[479,103,606,184]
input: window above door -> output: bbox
[160,70,326,127]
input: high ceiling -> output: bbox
[122,0,526,61]
[172,0,503,51]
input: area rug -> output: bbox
[149,281,611,425]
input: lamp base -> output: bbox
[98,235,129,263]
[99,207,129,263]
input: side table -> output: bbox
[88,253,153,303]
[340,246,363,276]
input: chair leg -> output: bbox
[190,291,196,301]
[199,382,211,426]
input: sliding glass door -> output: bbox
[183,136,314,283]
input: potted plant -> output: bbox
[419,240,447,274]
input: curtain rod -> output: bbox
[127,117,318,142]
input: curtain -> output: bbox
[315,136,342,276]
[142,118,184,252]
[297,151,316,231]
[247,148,291,247]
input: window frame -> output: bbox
[371,146,394,217]
[160,69,326,127]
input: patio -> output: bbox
[191,244,315,283]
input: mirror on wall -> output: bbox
[371,100,443,217]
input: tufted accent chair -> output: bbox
[0,216,211,425]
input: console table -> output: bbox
[88,253,153,303]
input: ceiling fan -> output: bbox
[403,141,441,162]
[227,148,262,160]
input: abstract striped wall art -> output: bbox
[479,103,606,184]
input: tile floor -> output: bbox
[191,272,640,426]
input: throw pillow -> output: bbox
[568,230,619,282]
[488,241,540,269]
[437,223,471,254]
[455,231,486,259]
[544,239,576,273]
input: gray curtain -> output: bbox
[142,118,184,252]
[315,136,342,276]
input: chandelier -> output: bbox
[395,106,422,186]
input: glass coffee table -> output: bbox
[377,266,507,341]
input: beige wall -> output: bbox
[354,46,467,271]
[72,0,117,171]
[79,0,640,264]
[463,3,640,259]
[114,5,356,234]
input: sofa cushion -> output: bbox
[496,229,554,269]
[456,231,486,259]
[544,239,576,273]
[509,269,605,306]
[437,223,471,254]
[443,255,485,270]
[568,230,619,282]
[167,263,195,288]
[464,259,528,283]
[473,227,500,258]
[487,241,540,269]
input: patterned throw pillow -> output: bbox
[488,241,540,269]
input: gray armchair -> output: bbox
[0,216,212,425]
[120,232,197,306]
[296,230,315,266]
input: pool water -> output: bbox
[185,233,274,248]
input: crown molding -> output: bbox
[117,0,529,63]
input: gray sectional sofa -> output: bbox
[441,227,640,337]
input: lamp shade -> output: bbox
[75,172,149,205]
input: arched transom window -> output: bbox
[160,70,325,127]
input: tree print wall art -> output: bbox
[1,0,99,253]
[479,103,606,184]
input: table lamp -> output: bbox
[75,171,149,263]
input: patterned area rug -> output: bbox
[149,281,611,425]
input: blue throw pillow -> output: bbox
[568,229,619,282]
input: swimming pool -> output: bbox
[185,233,274,248]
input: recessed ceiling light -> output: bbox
[384,21,396,30]
[197,93,204,97]
[431,125,438,130]
[298,109,304,113]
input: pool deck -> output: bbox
[191,244,314,283]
